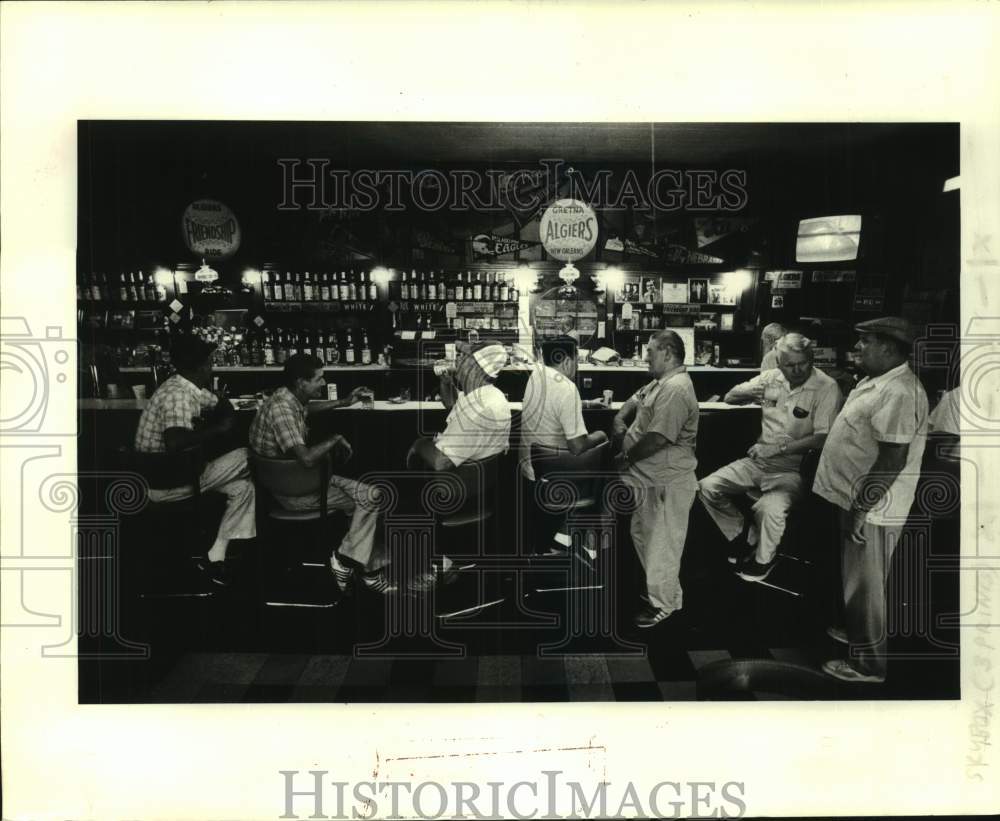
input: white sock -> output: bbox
[207,539,228,563]
[553,532,572,547]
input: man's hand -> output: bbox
[347,386,370,405]
[331,434,353,463]
[847,507,867,544]
[748,442,780,460]
[584,397,610,409]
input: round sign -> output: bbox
[538,198,598,262]
[181,199,241,260]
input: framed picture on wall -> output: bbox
[708,284,736,305]
[641,277,660,304]
[662,282,688,303]
[688,278,708,304]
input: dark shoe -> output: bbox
[726,539,755,566]
[360,569,398,595]
[822,659,885,684]
[736,558,777,582]
[197,557,231,587]
[826,626,849,646]
[634,605,672,628]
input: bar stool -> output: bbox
[248,451,343,607]
[120,443,218,599]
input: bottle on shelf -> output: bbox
[252,332,265,366]
[283,272,296,301]
[302,330,313,357]
[499,274,509,302]
[318,272,330,302]
[143,272,156,302]
[456,272,466,302]
[118,273,130,303]
[296,272,306,302]
[510,277,520,302]
[446,271,456,302]
[344,330,356,365]
[128,272,141,302]
[368,272,378,302]
[473,272,482,301]
[400,270,409,301]
[339,270,349,301]
[361,331,372,365]
[303,271,314,302]
[270,272,282,301]
[263,272,274,301]
[348,269,358,301]
[264,331,276,365]
[428,270,437,301]
[325,331,339,365]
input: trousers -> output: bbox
[698,457,803,562]
[147,447,256,541]
[629,473,697,614]
[838,508,902,678]
[277,475,386,571]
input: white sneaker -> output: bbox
[329,553,354,593]
[822,659,885,684]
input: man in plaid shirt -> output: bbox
[134,335,255,584]
[249,354,389,593]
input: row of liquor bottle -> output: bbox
[191,325,384,367]
[79,271,169,303]
[262,269,522,304]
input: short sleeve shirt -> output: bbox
[813,363,929,525]
[624,368,699,488]
[249,387,308,458]
[519,364,588,480]
[929,387,961,435]
[731,366,843,472]
[761,349,779,371]
[435,384,511,467]
[134,374,218,453]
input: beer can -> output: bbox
[326,383,338,400]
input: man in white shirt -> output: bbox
[813,317,928,684]
[699,333,842,581]
[518,335,608,552]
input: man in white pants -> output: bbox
[612,330,700,628]
[134,335,256,586]
[698,333,842,581]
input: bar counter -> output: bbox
[78,398,761,479]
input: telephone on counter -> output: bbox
[589,347,620,365]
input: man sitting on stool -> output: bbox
[134,334,256,585]
[698,332,842,581]
[249,354,391,594]
[407,340,512,587]
[519,335,609,555]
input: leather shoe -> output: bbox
[197,557,231,587]
[634,605,671,628]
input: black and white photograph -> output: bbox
[3,3,999,821]
[70,119,961,705]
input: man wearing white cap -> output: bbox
[814,317,928,684]
[409,340,512,471]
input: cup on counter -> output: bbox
[400,387,411,402]
[105,383,122,399]
[131,385,147,400]
[602,389,614,405]
[361,388,375,410]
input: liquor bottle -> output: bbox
[428,270,437,301]
[473,272,482,301]
[490,273,499,302]
[329,272,339,301]
[129,272,142,302]
[303,271,314,302]
[318,272,330,302]
[269,272,281,301]
[499,275,509,302]
[345,330,356,365]
[510,278,519,302]
[143,272,156,302]
[315,332,325,365]
[252,332,265,366]
[455,272,465,301]
[117,273,129,302]
[325,332,338,365]
[339,270,350,301]
[446,272,456,302]
[263,332,275,365]
[400,270,409,300]
[361,331,372,365]
[348,269,358,301]
[263,272,274,301]
[296,273,306,301]
[368,272,378,302]
[302,331,313,357]
[283,272,296,301]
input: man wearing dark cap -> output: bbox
[134,334,256,584]
[813,317,928,683]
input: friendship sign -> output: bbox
[470,233,540,259]
[182,199,241,259]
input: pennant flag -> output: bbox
[414,229,458,254]
[470,233,541,259]
[623,238,659,259]
[694,216,757,248]
[663,244,724,264]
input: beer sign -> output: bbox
[182,199,241,259]
[538,198,598,261]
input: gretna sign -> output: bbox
[182,199,241,259]
[539,198,598,261]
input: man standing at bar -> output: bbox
[248,354,390,593]
[134,334,256,585]
[760,322,787,370]
[698,333,842,581]
[813,317,928,684]
[611,329,699,628]
[519,335,609,553]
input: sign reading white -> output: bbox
[538,199,598,261]
[182,199,241,259]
